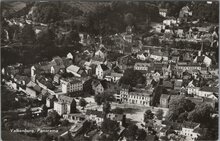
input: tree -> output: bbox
[41,104,48,117]
[25,106,32,119]
[119,69,146,87]
[37,28,56,47]
[124,13,135,26]
[144,110,154,123]
[111,108,124,114]
[32,2,60,23]
[103,101,111,115]
[168,95,195,121]
[20,24,36,44]
[156,109,164,120]
[45,110,61,126]
[94,94,102,105]
[137,129,146,140]
[79,98,87,109]
[124,124,138,141]
[101,119,120,140]
[187,103,213,125]
[63,30,80,45]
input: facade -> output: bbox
[127,90,151,106]
[160,94,170,108]
[60,78,83,93]
[96,64,109,79]
[54,95,76,115]
[86,110,104,126]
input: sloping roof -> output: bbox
[86,110,103,118]
[163,81,173,88]
[59,95,75,104]
[14,75,31,84]
[67,65,80,73]
[160,94,170,100]
[196,56,205,63]
[182,121,200,129]
[134,62,150,68]
[200,86,218,93]
[100,64,109,71]
[111,72,123,77]
[174,79,183,87]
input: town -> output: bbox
[1,1,219,141]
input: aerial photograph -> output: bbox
[1,1,219,141]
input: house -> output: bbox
[127,89,152,106]
[110,72,123,83]
[92,80,108,95]
[159,8,168,17]
[163,18,177,26]
[26,81,42,98]
[53,74,61,84]
[95,46,107,59]
[119,84,131,103]
[66,65,86,77]
[63,113,86,123]
[107,113,126,126]
[91,57,105,66]
[54,95,76,115]
[198,86,218,98]
[96,64,109,79]
[160,94,170,108]
[69,120,87,138]
[86,110,104,126]
[60,78,83,93]
[14,74,31,86]
[181,121,200,141]
[46,95,57,108]
[136,52,148,61]
[193,55,212,67]
[176,63,201,72]
[150,51,169,61]
[187,80,200,95]
[134,62,150,71]
[152,72,161,82]
[174,79,183,91]
[67,52,74,60]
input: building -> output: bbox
[92,80,108,95]
[150,51,169,61]
[54,95,76,115]
[96,64,109,79]
[63,113,86,123]
[86,110,104,126]
[159,8,168,17]
[26,81,42,98]
[119,84,131,102]
[127,89,152,106]
[60,78,83,93]
[198,86,218,98]
[193,55,212,67]
[110,72,123,83]
[107,113,126,126]
[95,47,107,59]
[176,64,201,72]
[46,95,57,108]
[181,121,200,141]
[134,62,150,71]
[160,94,170,108]
[66,65,86,77]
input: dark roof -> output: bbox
[100,64,109,71]
[86,110,103,118]
[200,86,218,93]
[160,94,170,100]
[145,135,156,141]
[197,56,205,63]
[162,121,182,130]
[59,95,75,104]
[182,121,200,129]
[162,81,173,88]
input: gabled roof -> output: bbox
[86,110,103,118]
[200,86,218,93]
[100,64,109,71]
[59,95,75,104]
[160,94,170,100]
[182,121,200,129]
[196,56,205,63]
[67,65,80,73]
